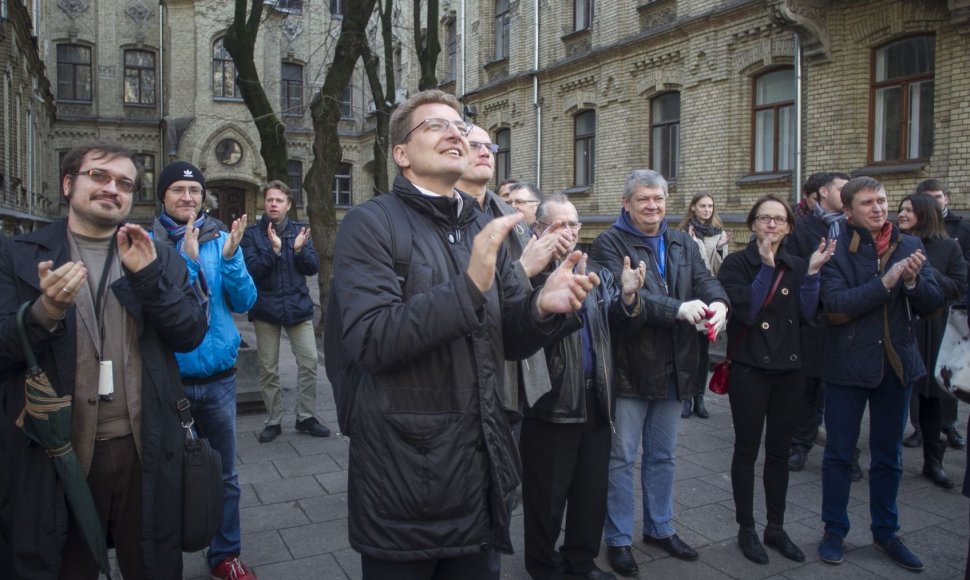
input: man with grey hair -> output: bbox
[591,169,730,577]
[508,182,544,228]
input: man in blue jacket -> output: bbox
[242,181,330,443]
[151,161,258,580]
[818,176,943,571]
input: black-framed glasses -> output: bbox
[510,199,540,207]
[403,117,473,142]
[469,141,499,154]
[754,215,789,225]
[74,168,136,194]
[537,219,583,231]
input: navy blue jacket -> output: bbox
[821,223,943,388]
[241,215,319,326]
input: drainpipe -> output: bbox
[459,0,465,98]
[159,4,165,160]
[794,33,803,204]
[27,106,33,217]
[533,0,540,189]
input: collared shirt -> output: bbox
[413,183,464,217]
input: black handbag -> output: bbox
[176,398,224,552]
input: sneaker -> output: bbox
[257,424,281,443]
[818,531,844,565]
[873,536,924,571]
[211,555,257,580]
[295,417,331,438]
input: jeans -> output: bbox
[822,363,910,541]
[253,319,319,425]
[184,375,242,569]
[605,394,682,546]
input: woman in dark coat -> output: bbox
[717,194,835,565]
[897,193,968,488]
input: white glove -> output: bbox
[707,301,728,338]
[677,300,708,325]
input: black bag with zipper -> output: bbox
[176,397,224,552]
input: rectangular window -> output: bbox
[330,0,343,16]
[753,68,795,173]
[124,50,156,105]
[339,85,352,118]
[651,92,680,181]
[334,163,352,207]
[574,0,592,31]
[872,36,934,162]
[446,19,457,81]
[495,0,510,61]
[494,129,511,189]
[574,111,595,186]
[287,160,304,206]
[212,37,240,99]
[57,44,92,102]
[281,62,304,116]
[272,0,303,13]
[134,154,155,202]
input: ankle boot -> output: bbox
[738,527,768,564]
[681,399,692,418]
[922,440,954,489]
[693,395,709,419]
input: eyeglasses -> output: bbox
[755,215,789,225]
[469,141,499,154]
[74,168,136,194]
[510,199,540,206]
[403,117,473,141]
[168,186,204,197]
[538,220,583,231]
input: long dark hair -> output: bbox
[898,193,946,240]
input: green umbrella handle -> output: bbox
[16,301,41,372]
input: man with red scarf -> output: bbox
[816,176,943,572]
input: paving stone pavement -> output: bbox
[107,313,970,579]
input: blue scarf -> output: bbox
[813,203,846,242]
[158,210,207,242]
[613,209,667,277]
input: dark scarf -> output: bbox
[814,203,847,241]
[273,216,290,236]
[613,210,668,277]
[157,210,207,242]
[688,216,722,238]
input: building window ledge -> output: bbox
[736,171,792,185]
[563,185,591,196]
[850,161,927,177]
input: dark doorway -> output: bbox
[209,186,247,226]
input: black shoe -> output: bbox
[606,546,638,578]
[295,417,331,437]
[258,424,282,443]
[788,447,807,472]
[693,396,709,419]
[944,425,966,450]
[642,533,698,561]
[565,564,617,580]
[737,527,768,564]
[922,460,955,489]
[850,448,864,483]
[903,429,922,448]
[681,399,692,419]
[763,526,805,562]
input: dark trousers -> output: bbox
[60,435,144,580]
[361,552,501,580]
[911,393,959,431]
[916,394,943,460]
[520,390,610,578]
[727,364,804,528]
[790,375,824,451]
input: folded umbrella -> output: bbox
[14,302,110,575]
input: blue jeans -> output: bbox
[822,364,911,541]
[605,395,682,546]
[184,374,242,568]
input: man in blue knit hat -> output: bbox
[151,160,258,580]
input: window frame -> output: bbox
[494,0,510,61]
[134,153,155,203]
[333,162,352,207]
[123,49,156,106]
[494,128,511,189]
[573,110,596,187]
[445,18,457,82]
[650,91,680,181]
[339,84,352,118]
[330,0,343,17]
[869,35,935,164]
[287,159,304,207]
[212,36,241,101]
[751,67,795,174]
[573,0,593,32]
[281,61,304,116]
[56,43,93,103]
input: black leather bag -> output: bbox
[177,398,224,552]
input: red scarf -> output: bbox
[874,221,893,257]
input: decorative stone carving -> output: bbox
[125,0,152,27]
[281,16,303,42]
[57,0,89,19]
[766,0,832,64]
[638,0,676,33]
[564,34,591,57]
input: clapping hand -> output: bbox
[807,238,837,275]
[535,251,600,317]
[620,256,646,306]
[223,214,248,259]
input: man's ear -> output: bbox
[392,144,411,170]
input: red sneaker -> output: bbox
[211,556,257,580]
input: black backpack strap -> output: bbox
[365,194,412,285]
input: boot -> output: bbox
[944,425,966,450]
[903,428,922,448]
[922,440,954,489]
[681,399,692,419]
[693,395,709,419]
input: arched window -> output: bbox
[752,68,795,173]
[872,35,934,162]
[651,92,680,180]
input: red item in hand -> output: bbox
[703,308,716,319]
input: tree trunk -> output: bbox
[414,0,441,91]
[362,0,396,196]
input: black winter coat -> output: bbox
[0,220,207,580]
[525,264,645,424]
[331,175,571,561]
[790,214,829,376]
[590,225,730,400]
[943,212,970,264]
[241,215,319,326]
[821,223,943,388]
